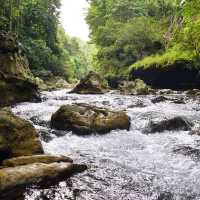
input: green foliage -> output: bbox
[128,0,200,72]
[130,46,194,70]
[0,0,91,81]
[87,0,177,76]
[87,0,200,77]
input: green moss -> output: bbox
[129,47,195,72]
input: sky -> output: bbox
[60,0,90,41]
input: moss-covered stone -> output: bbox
[0,110,43,161]
[51,103,130,135]
[70,71,108,94]
[0,31,40,106]
[119,79,154,95]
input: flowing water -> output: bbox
[10,89,200,200]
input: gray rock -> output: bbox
[144,116,193,133]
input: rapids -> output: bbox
[10,89,200,200]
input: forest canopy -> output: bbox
[0,0,92,82]
[86,0,200,78]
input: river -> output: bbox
[11,89,200,200]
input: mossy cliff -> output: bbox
[129,49,200,90]
[0,31,40,106]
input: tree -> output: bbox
[86,0,175,75]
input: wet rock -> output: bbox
[157,192,174,200]
[151,96,170,103]
[119,79,154,95]
[0,162,87,191]
[144,116,193,133]
[128,100,146,108]
[70,71,107,94]
[51,103,130,135]
[151,96,185,104]
[157,89,174,95]
[0,31,40,106]
[30,116,49,127]
[173,99,185,104]
[2,155,73,167]
[173,146,200,161]
[39,129,54,143]
[102,101,110,106]
[189,130,200,136]
[186,89,200,96]
[0,110,43,161]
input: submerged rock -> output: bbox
[70,71,107,94]
[151,96,185,104]
[151,96,171,103]
[144,116,193,133]
[0,110,43,161]
[0,162,87,191]
[2,155,73,167]
[0,31,40,106]
[51,103,130,135]
[173,146,200,161]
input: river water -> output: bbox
[11,89,200,200]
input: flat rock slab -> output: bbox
[51,103,130,135]
[0,162,87,191]
[2,155,73,167]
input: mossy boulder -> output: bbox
[0,31,40,106]
[119,79,154,95]
[70,71,107,94]
[0,110,43,162]
[51,103,130,135]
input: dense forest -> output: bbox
[0,0,93,82]
[86,0,200,83]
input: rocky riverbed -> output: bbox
[8,89,200,200]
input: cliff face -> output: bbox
[0,32,40,106]
[130,60,200,90]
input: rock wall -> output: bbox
[130,60,200,90]
[0,31,40,106]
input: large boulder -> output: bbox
[51,103,130,135]
[144,116,193,134]
[70,71,107,94]
[0,110,43,162]
[119,79,154,95]
[0,31,40,106]
[34,70,71,90]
